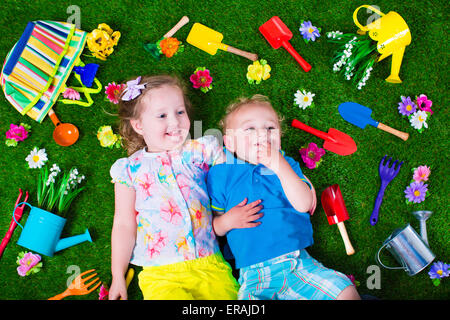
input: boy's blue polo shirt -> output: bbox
[207,149,314,269]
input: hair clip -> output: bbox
[121,76,147,101]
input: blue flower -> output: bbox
[398,96,417,116]
[428,261,449,279]
[299,21,320,42]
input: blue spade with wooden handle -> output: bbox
[338,102,409,141]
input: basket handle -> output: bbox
[353,5,385,32]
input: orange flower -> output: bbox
[159,37,181,58]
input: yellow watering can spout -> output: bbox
[382,46,405,83]
[353,5,411,83]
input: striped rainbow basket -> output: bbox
[0,21,87,123]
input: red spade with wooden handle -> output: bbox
[321,184,355,255]
[291,119,357,156]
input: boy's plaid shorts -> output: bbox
[238,249,354,300]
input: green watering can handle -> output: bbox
[353,5,385,32]
[12,202,32,229]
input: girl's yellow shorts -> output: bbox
[138,252,239,300]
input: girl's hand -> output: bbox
[213,198,263,236]
[108,277,128,300]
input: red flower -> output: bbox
[189,68,213,93]
[105,82,126,104]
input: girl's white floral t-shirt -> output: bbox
[110,135,223,267]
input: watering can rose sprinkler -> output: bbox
[353,5,411,83]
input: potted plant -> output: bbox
[16,164,91,257]
[36,164,85,217]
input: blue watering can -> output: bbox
[13,202,92,257]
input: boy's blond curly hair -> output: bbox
[219,94,284,134]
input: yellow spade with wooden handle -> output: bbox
[187,23,258,61]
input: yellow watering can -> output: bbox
[353,5,411,83]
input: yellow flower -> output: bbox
[97,126,120,148]
[246,59,271,84]
[91,51,107,61]
[86,24,120,60]
[111,31,121,46]
[97,23,113,35]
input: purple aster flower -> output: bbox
[428,261,450,279]
[299,21,320,41]
[404,181,428,203]
[398,96,417,116]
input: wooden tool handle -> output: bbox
[337,222,355,255]
[48,109,60,126]
[226,46,258,61]
[377,122,409,141]
[163,16,189,38]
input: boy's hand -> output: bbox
[213,198,263,236]
[256,141,282,172]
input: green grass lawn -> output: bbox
[0,0,448,300]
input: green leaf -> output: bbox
[432,278,440,286]
[5,139,18,147]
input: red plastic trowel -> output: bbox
[321,184,355,255]
[259,16,311,72]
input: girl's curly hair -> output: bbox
[118,75,191,155]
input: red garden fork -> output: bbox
[0,188,29,259]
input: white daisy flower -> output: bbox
[25,147,48,169]
[294,90,315,109]
[410,111,428,130]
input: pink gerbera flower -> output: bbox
[105,82,126,104]
[299,142,326,169]
[413,165,431,182]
